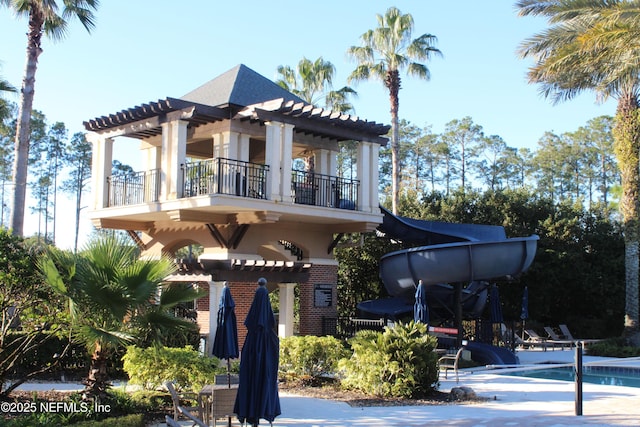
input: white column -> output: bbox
[212,133,223,158]
[142,143,162,203]
[280,123,294,201]
[238,133,250,162]
[87,133,113,210]
[369,143,380,211]
[161,120,188,200]
[143,143,161,171]
[328,149,338,177]
[208,281,226,355]
[213,131,240,159]
[316,149,330,175]
[265,122,282,201]
[357,141,371,211]
[278,282,296,338]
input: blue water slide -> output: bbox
[376,207,539,299]
[466,341,519,365]
[358,207,538,365]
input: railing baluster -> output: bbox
[181,158,269,200]
[107,168,161,207]
[291,169,359,210]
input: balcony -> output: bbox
[107,169,160,207]
[105,159,359,211]
[182,158,269,199]
[291,170,358,210]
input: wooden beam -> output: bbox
[126,230,147,251]
[206,223,228,248]
[327,233,344,254]
[229,224,250,249]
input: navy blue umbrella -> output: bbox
[212,285,239,386]
[520,286,529,321]
[520,286,529,340]
[234,278,281,426]
[414,280,429,324]
[489,284,504,324]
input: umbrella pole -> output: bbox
[226,358,232,427]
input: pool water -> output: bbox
[503,366,640,388]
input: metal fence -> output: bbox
[291,170,359,210]
[322,317,386,340]
[107,169,160,207]
[182,158,269,199]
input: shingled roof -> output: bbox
[181,64,305,108]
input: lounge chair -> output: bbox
[164,381,204,425]
[524,329,545,342]
[438,341,468,383]
[559,324,575,340]
[543,326,574,347]
[559,323,602,344]
[519,329,551,351]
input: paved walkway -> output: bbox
[16,349,640,426]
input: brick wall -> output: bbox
[195,283,210,335]
[298,264,338,336]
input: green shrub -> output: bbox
[71,414,145,426]
[128,390,172,409]
[339,322,439,398]
[279,335,349,381]
[0,388,160,427]
[585,337,640,357]
[122,345,217,391]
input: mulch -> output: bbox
[278,379,487,407]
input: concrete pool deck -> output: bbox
[15,348,640,426]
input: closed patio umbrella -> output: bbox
[489,284,503,324]
[414,280,429,324]
[520,286,529,341]
[212,284,239,384]
[234,278,281,426]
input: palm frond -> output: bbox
[516,0,640,103]
[159,283,205,308]
[77,325,134,351]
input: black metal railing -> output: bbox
[322,316,386,339]
[291,170,359,210]
[182,158,269,199]
[107,169,160,207]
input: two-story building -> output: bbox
[83,64,389,348]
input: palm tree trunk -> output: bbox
[613,91,640,345]
[85,342,110,400]
[10,8,45,236]
[385,70,401,214]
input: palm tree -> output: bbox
[0,70,16,122]
[347,6,441,214]
[1,0,99,237]
[516,0,640,345]
[39,235,204,399]
[277,57,357,172]
[276,57,357,112]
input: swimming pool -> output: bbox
[502,365,640,388]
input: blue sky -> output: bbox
[0,1,616,248]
